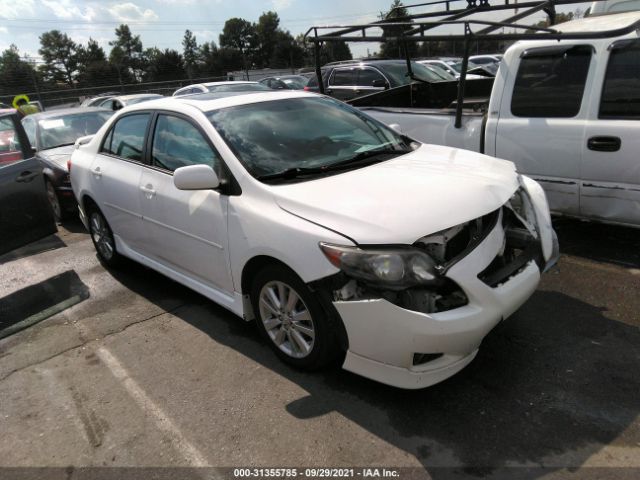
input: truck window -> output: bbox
[600,40,640,119]
[511,46,592,118]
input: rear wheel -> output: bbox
[88,207,122,268]
[251,264,340,370]
[45,180,62,223]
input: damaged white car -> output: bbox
[70,91,558,389]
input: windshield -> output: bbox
[38,111,112,150]
[207,96,411,181]
[379,62,445,84]
[449,61,479,73]
[207,83,270,92]
[424,64,456,80]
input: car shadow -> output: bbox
[0,234,67,265]
[60,216,88,234]
[553,217,640,268]
[104,258,640,477]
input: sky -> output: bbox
[0,0,590,63]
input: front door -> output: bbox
[139,113,233,294]
[580,39,640,225]
[0,115,56,255]
[494,45,594,217]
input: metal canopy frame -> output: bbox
[303,0,640,127]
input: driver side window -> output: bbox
[151,114,222,175]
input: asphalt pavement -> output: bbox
[0,216,638,479]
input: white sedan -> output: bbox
[70,91,558,389]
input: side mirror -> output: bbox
[173,164,220,190]
[372,79,389,89]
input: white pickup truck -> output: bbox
[352,11,640,227]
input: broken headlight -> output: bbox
[319,242,440,289]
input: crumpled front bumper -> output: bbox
[333,207,548,389]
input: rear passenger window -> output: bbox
[511,46,592,118]
[151,115,221,174]
[331,69,355,86]
[101,113,149,161]
[600,40,640,119]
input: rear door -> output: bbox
[89,112,150,253]
[494,45,594,216]
[580,39,640,225]
[0,114,56,256]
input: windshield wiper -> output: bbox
[256,147,412,182]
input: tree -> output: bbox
[220,18,256,73]
[144,48,186,82]
[77,39,119,87]
[269,31,305,69]
[0,45,38,96]
[109,24,144,81]
[38,30,79,86]
[182,29,198,79]
[255,11,280,68]
[379,0,417,59]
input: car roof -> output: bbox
[201,81,259,87]
[115,93,163,100]
[26,107,111,120]
[126,90,314,114]
[324,59,418,67]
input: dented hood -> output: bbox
[273,144,519,245]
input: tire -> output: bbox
[87,207,122,268]
[251,264,341,370]
[45,179,62,223]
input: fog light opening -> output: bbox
[412,353,444,366]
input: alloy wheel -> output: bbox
[258,280,315,359]
[90,212,114,261]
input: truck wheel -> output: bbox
[251,264,340,370]
[88,207,122,268]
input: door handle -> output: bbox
[140,185,156,197]
[91,166,102,177]
[587,136,621,152]
[15,171,38,182]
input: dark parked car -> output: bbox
[305,59,448,101]
[0,110,56,256]
[21,107,112,221]
[259,75,309,90]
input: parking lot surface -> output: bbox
[0,217,639,478]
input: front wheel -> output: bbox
[88,208,122,268]
[251,264,341,370]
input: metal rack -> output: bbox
[304,0,640,127]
